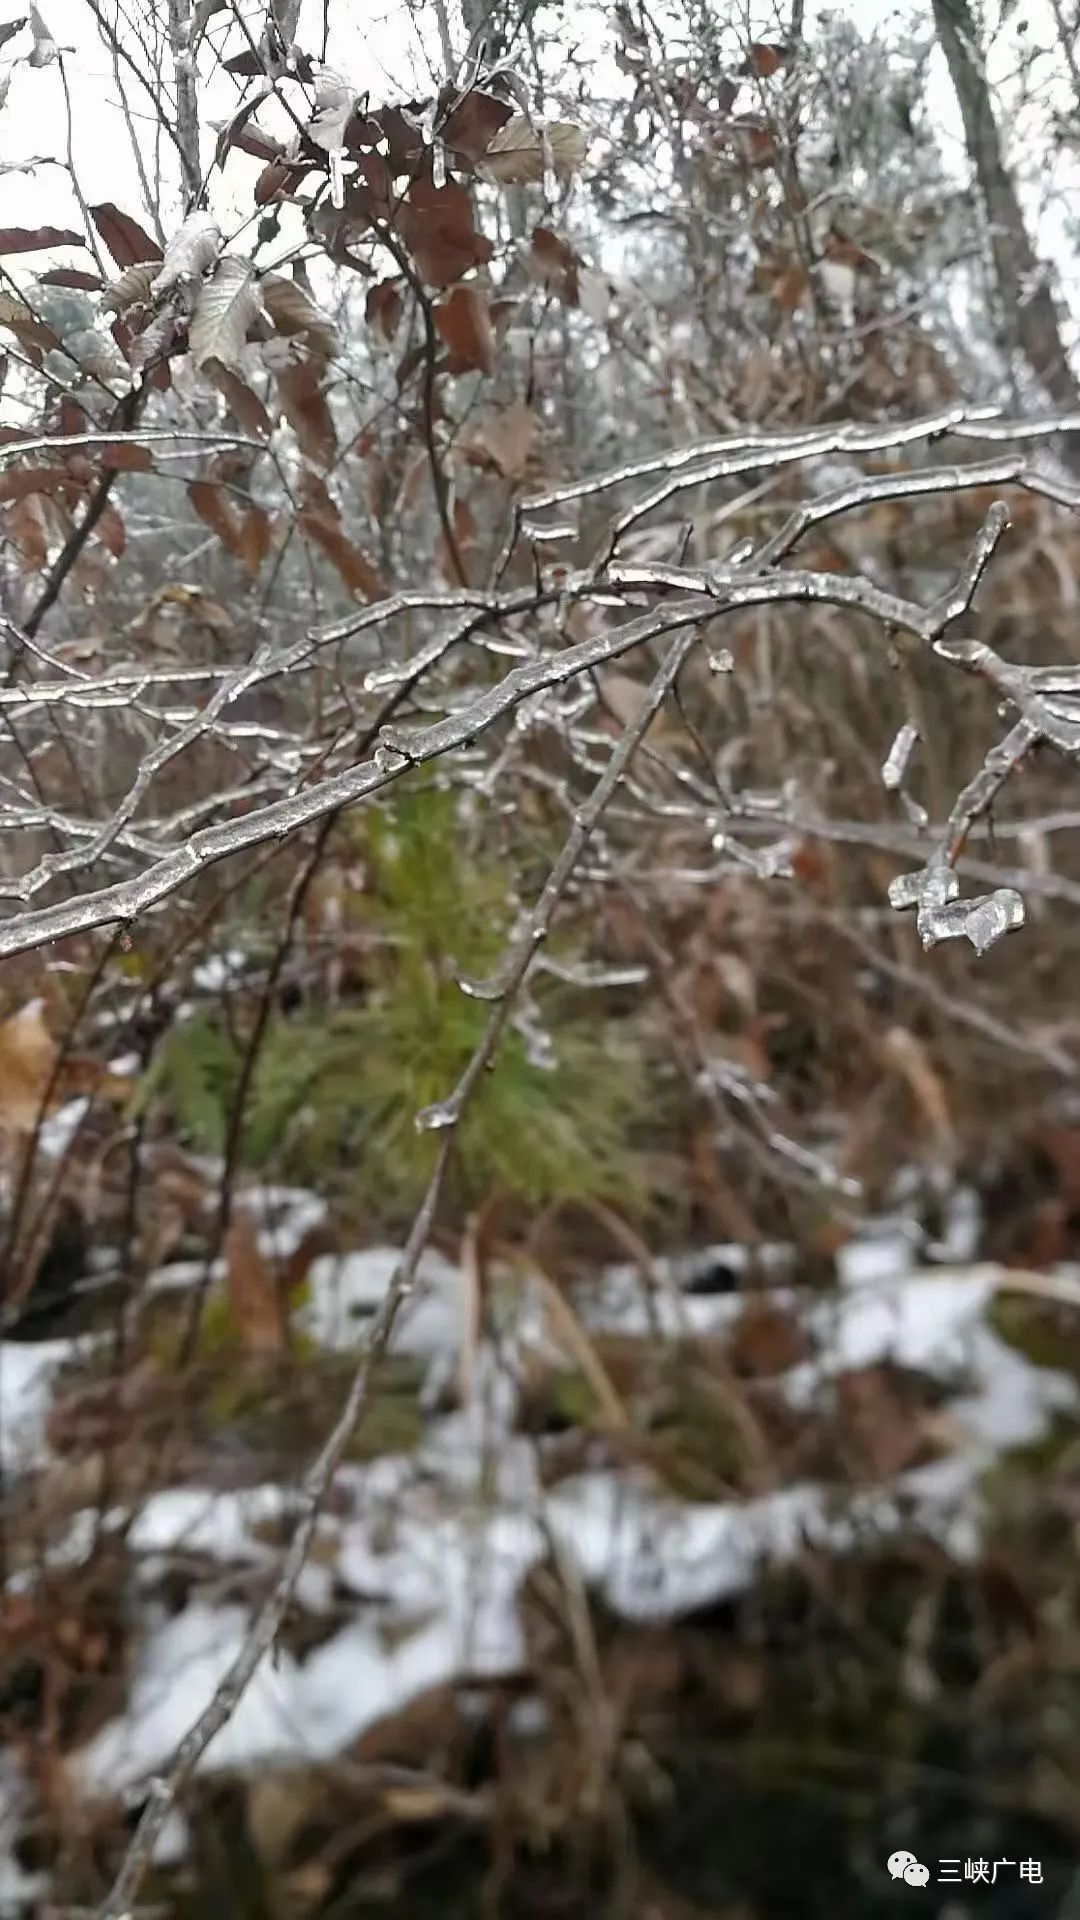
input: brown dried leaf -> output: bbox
[90,202,163,269]
[366,278,403,342]
[363,101,425,171]
[261,273,336,357]
[744,41,789,77]
[237,502,272,574]
[0,466,79,503]
[882,1026,953,1149]
[527,226,580,304]
[204,359,272,436]
[299,470,385,599]
[223,47,265,76]
[343,149,393,223]
[38,267,103,291]
[0,999,57,1135]
[102,260,158,313]
[467,399,535,480]
[213,91,278,169]
[728,120,778,167]
[277,359,337,467]
[434,282,496,375]
[27,2,54,65]
[254,158,315,204]
[727,1301,809,1378]
[440,87,514,162]
[478,117,586,185]
[188,477,236,548]
[0,292,60,362]
[761,254,810,313]
[0,224,85,253]
[835,1365,935,1482]
[399,177,493,289]
[6,494,48,569]
[188,479,269,577]
[126,309,181,376]
[225,1212,286,1357]
[94,502,125,557]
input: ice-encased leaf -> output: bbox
[477,116,586,184]
[27,3,56,66]
[307,66,354,149]
[919,888,1025,956]
[307,65,354,208]
[102,260,158,312]
[889,862,1024,956]
[888,865,958,914]
[188,256,262,368]
[261,273,335,355]
[129,309,181,370]
[152,212,222,295]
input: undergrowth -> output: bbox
[141,786,647,1222]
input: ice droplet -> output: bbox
[373,744,408,774]
[454,967,508,1002]
[414,1098,459,1133]
[707,648,735,674]
[882,721,919,791]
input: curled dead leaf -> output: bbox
[478,116,586,185]
[261,273,336,357]
[101,260,158,313]
[465,400,536,481]
[276,358,337,467]
[299,469,385,599]
[0,998,57,1136]
[225,1212,286,1356]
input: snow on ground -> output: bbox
[297,1243,467,1357]
[2,1210,1077,1820]
[0,1758,48,1911]
[0,1335,91,1473]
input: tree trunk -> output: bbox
[168,0,202,208]
[932,0,1080,469]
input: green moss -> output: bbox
[988,1292,1080,1379]
[985,1410,1080,1484]
[142,1298,426,1458]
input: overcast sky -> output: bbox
[0,2,951,227]
[0,1,1073,319]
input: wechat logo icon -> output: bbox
[888,1851,930,1888]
